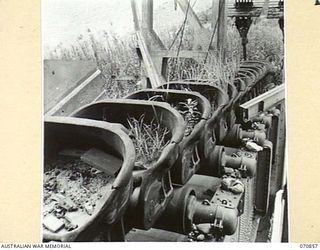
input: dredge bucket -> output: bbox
[125,89,211,185]
[157,82,229,161]
[71,99,185,230]
[43,116,135,241]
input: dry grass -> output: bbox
[45,16,284,97]
[165,18,283,88]
[166,50,240,92]
[247,19,284,83]
[44,29,141,98]
[127,115,170,169]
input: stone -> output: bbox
[43,214,64,233]
[59,197,78,211]
[84,203,94,215]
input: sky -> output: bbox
[42,0,212,50]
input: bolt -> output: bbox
[202,199,210,206]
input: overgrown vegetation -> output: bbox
[44,15,283,98]
[174,99,202,137]
[147,94,202,137]
[127,115,170,169]
[45,29,140,98]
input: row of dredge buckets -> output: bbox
[43,59,285,242]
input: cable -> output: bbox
[204,1,224,63]
[176,0,191,57]
[168,0,198,51]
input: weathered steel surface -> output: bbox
[46,69,106,117]
[240,84,285,120]
[71,99,186,230]
[43,116,135,241]
[44,60,97,113]
[125,89,211,185]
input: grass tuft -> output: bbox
[127,115,170,169]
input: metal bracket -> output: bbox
[240,84,285,121]
[235,16,253,60]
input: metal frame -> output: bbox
[240,84,285,120]
[131,0,228,88]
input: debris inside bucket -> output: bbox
[43,158,114,233]
[174,99,201,137]
[127,115,170,170]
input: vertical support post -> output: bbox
[141,0,153,45]
[211,0,219,47]
[235,16,252,61]
[141,0,153,32]
[131,0,140,32]
[217,0,227,60]
[278,1,284,43]
[278,16,284,43]
[260,0,270,18]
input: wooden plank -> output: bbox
[150,29,166,50]
[136,31,166,88]
[217,0,227,59]
[44,60,97,113]
[211,0,219,46]
[59,148,86,158]
[131,0,140,31]
[141,0,153,32]
[81,148,122,177]
[45,69,102,116]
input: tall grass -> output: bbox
[247,18,284,83]
[164,18,283,88]
[127,115,170,168]
[44,29,141,98]
[44,17,284,97]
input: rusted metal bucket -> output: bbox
[70,99,185,230]
[156,82,229,173]
[125,89,211,185]
[43,116,135,242]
